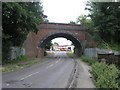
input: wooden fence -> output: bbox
[97,53,120,68]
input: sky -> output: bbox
[52,37,72,45]
[41,0,89,23]
[41,0,89,45]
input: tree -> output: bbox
[69,21,76,24]
[2,2,46,46]
[54,42,59,46]
[76,14,95,35]
[77,15,87,24]
[45,41,53,50]
[2,2,46,64]
[86,2,120,44]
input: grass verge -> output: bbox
[67,51,74,58]
[2,55,44,73]
[80,56,97,65]
[80,55,120,88]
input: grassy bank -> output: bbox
[2,56,44,73]
[80,55,120,88]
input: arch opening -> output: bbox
[39,33,83,57]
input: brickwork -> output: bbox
[23,23,96,58]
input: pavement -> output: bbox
[2,51,95,88]
[76,59,95,88]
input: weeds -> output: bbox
[80,55,120,88]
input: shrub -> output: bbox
[2,40,12,64]
[80,55,97,65]
[4,55,28,65]
[91,62,119,88]
[91,62,107,79]
[18,55,28,61]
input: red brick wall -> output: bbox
[23,32,38,58]
[23,23,96,58]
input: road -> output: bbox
[2,51,75,88]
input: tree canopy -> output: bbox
[2,2,46,46]
[2,2,46,64]
[76,2,120,49]
[86,2,120,44]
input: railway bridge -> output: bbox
[23,23,96,58]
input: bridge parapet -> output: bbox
[40,23,83,31]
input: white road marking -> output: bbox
[20,72,39,81]
[59,59,61,61]
[6,84,10,86]
[46,64,54,69]
[56,61,58,64]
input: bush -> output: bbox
[3,55,28,65]
[91,62,119,88]
[11,55,28,64]
[80,55,97,65]
[80,56,119,88]
[91,62,107,79]
[18,55,28,61]
[2,40,12,64]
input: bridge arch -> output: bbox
[39,32,83,56]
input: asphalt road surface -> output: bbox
[2,51,75,88]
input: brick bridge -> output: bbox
[23,23,96,58]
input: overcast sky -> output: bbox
[41,0,88,23]
[41,0,89,45]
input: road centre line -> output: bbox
[59,59,61,61]
[56,61,58,63]
[46,64,54,69]
[19,60,60,81]
[20,72,39,81]
[56,59,61,63]
[6,84,10,86]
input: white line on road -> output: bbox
[20,72,39,81]
[59,59,61,61]
[46,64,54,69]
[56,61,59,64]
[6,84,10,86]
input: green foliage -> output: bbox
[81,56,120,88]
[77,15,95,35]
[13,55,28,63]
[109,43,120,51]
[3,55,28,65]
[2,2,46,64]
[2,37,12,64]
[45,41,53,50]
[2,56,43,73]
[92,62,107,79]
[76,15,102,48]
[96,38,111,49]
[77,2,120,50]
[86,2,120,44]
[54,42,59,45]
[69,21,76,24]
[91,62,119,88]
[2,2,45,46]
[80,55,97,65]
[67,51,74,58]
